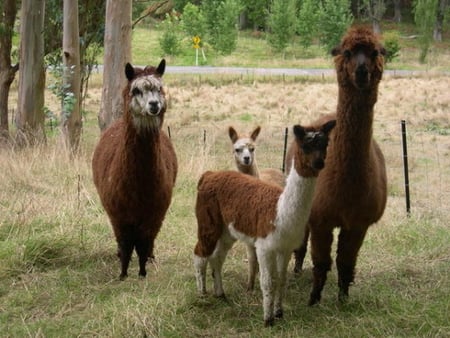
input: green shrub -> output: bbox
[383,31,401,64]
[159,11,182,56]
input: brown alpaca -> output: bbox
[228,125,285,291]
[288,26,388,305]
[92,59,178,280]
[194,120,336,326]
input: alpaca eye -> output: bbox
[343,50,351,58]
[235,148,242,154]
[249,147,255,153]
[132,88,142,96]
[372,50,379,58]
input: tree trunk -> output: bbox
[393,0,402,22]
[98,0,132,131]
[62,0,82,154]
[433,0,448,41]
[15,0,46,146]
[0,0,19,140]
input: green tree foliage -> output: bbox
[159,11,183,56]
[318,0,353,54]
[297,0,320,49]
[244,0,270,30]
[414,0,438,63]
[383,30,401,63]
[267,0,297,54]
[203,0,242,55]
[181,3,207,42]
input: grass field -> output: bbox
[1,24,450,337]
[1,71,449,337]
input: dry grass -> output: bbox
[1,72,449,336]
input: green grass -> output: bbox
[128,24,450,71]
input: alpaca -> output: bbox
[288,26,388,305]
[228,125,286,187]
[92,59,178,280]
[228,125,286,291]
[194,120,336,326]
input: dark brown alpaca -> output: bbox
[92,59,178,280]
[288,26,387,305]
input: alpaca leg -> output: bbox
[293,226,309,273]
[209,236,234,298]
[193,254,208,295]
[309,226,333,305]
[274,251,290,319]
[257,248,276,327]
[246,244,258,291]
[136,237,151,278]
[336,227,367,302]
[118,239,133,280]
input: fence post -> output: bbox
[401,120,411,215]
[282,127,288,173]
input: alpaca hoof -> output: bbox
[293,263,303,274]
[338,290,349,303]
[138,271,147,278]
[308,294,320,306]
[264,317,275,327]
[119,273,128,281]
[275,309,283,319]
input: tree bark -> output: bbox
[62,0,82,154]
[98,0,132,131]
[393,0,402,22]
[0,0,19,140]
[15,0,46,146]
[433,0,448,41]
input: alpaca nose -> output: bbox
[148,101,160,114]
[243,156,251,164]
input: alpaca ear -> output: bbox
[331,46,341,56]
[250,126,261,141]
[293,125,306,140]
[228,126,238,143]
[156,59,166,76]
[380,46,387,56]
[125,63,135,81]
[322,120,337,134]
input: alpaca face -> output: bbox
[129,76,166,129]
[233,138,256,166]
[293,120,336,176]
[332,27,386,90]
[124,60,166,131]
[229,126,261,167]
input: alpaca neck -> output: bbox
[335,85,378,161]
[237,161,260,178]
[124,111,162,171]
[275,161,316,231]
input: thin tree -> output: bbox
[15,0,46,145]
[362,0,386,34]
[434,0,448,42]
[61,0,82,154]
[414,0,438,63]
[0,0,19,140]
[98,0,132,131]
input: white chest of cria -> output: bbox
[228,165,315,252]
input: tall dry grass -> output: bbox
[1,73,449,336]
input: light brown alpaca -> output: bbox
[92,60,178,280]
[228,125,286,290]
[288,26,387,305]
[194,120,336,326]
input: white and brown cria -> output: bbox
[194,120,336,326]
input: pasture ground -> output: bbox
[1,71,449,337]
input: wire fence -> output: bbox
[167,120,450,222]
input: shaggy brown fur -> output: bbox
[92,60,177,280]
[288,26,388,305]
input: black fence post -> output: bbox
[282,127,288,173]
[401,120,411,215]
